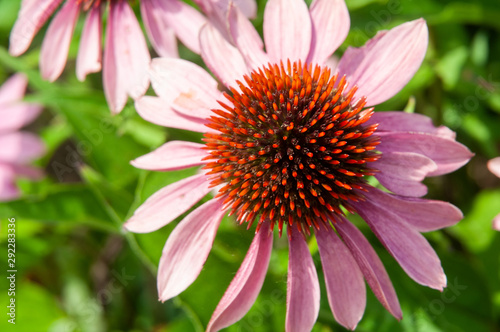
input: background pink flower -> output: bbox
[0,74,45,201]
[9,0,256,113]
[487,157,500,230]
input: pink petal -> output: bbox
[493,214,500,231]
[377,132,473,176]
[0,165,19,201]
[373,152,437,197]
[207,222,273,332]
[140,0,179,58]
[316,227,366,330]
[76,4,102,81]
[149,58,220,120]
[9,0,63,56]
[39,0,80,82]
[13,164,44,179]
[335,217,402,319]
[135,96,209,133]
[263,0,312,63]
[200,23,249,89]
[362,187,463,232]
[286,227,320,332]
[336,19,428,106]
[307,0,350,64]
[231,0,257,18]
[103,0,150,113]
[354,198,447,291]
[228,4,269,71]
[0,73,28,105]
[0,132,45,164]
[157,198,226,301]
[0,103,43,134]
[487,157,500,178]
[368,111,456,139]
[131,141,206,171]
[124,173,211,233]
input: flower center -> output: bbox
[203,61,380,236]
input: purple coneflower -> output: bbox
[487,157,500,230]
[0,74,45,201]
[9,0,256,113]
[125,0,473,330]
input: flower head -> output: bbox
[0,74,45,201]
[9,0,256,113]
[487,157,500,230]
[126,0,473,330]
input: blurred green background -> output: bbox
[0,0,499,331]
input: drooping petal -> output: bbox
[372,152,437,197]
[0,132,45,164]
[228,4,269,71]
[131,141,206,171]
[376,131,473,176]
[354,198,447,291]
[157,198,226,301]
[487,157,500,178]
[9,0,63,56]
[336,19,428,106]
[124,173,211,233]
[103,0,150,113]
[307,0,350,64]
[76,4,102,81]
[200,23,249,89]
[362,187,463,232]
[0,73,28,105]
[39,0,80,82]
[316,227,366,330]
[140,0,179,58]
[493,214,500,231]
[263,0,312,63]
[0,165,19,201]
[149,58,220,119]
[135,96,209,133]
[335,217,402,319]
[0,103,42,134]
[368,111,456,139]
[207,222,273,332]
[285,227,320,332]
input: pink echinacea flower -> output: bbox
[125,0,473,330]
[9,0,256,113]
[487,157,500,230]
[0,74,45,201]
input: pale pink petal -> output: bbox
[0,165,19,201]
[140,0,179,58]
[131,141,206,171]
[207,222,273,332]
[316,227,366,330]
[286,227,320,332]
[493,214,500,231]
[263,0,312,63]
[336,19,428,106]
[200,23,249,88]
[376,132,473,176]
[76,4,102,81]
[362,187,463,232]
[0,103,43,134]
[228,4,269,71]
[231,0,257,18]
[39,0,80,82]
[0,73,28,105]
[9,0,63,56]
[368,111,456,139]
[13,164,44,179]
[487,157,500,178]
[307,0,350,64]
[355,198,447,291]
[373,152,437,197]
[103,0,150,113]
[335,217,402,319]
[149,58,220,119]
[124,173,211,233]
[0,132,45,164]
[135,96,209,133]
[157,198,226,301]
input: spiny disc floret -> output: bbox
[203,61,380,236]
